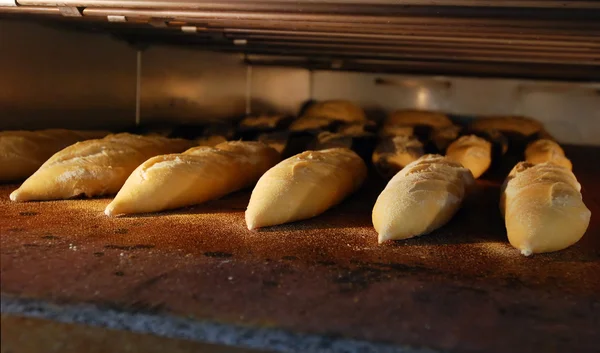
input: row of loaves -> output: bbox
[2,102,591,255]
[236,101,571,181]
[0,100,564,182]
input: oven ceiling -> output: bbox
[1,1,600,81]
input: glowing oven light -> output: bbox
[416,88,429,108]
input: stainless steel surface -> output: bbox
[311,72,600,145]
[139,47,247,122]
[13,0,600,10]
[0,20,136,130]
[2,1,599,81]
[0,19,598,145]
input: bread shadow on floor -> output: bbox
[116,191,252,218]
[381,206,508,248]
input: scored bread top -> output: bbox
[39,133,192,168]
[525,139,572,170]
[289,100,367,131]
[500,161,590,255]
[373,154,475,243]
[0,129,109,182]
[105,141,280,216]
[246,147,367,229]
[10,133,194,201]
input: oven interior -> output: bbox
[1,2,599,353]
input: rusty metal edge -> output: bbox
[0,295,438,353]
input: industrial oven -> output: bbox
[1,1,599,352]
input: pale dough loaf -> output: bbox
[105,141,280,216]
[372,135,424,179]
[372,154,474,243]
[0,129,108,182]
[500,162,590,256]
[525,139,572,170]
[446,135,492,179]
[246,148,367,229]
[10,133,193,201]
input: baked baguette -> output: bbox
[372,135,424,179]
[257,131,289,154]
[469,116,543,137]
[196,135,228,147]
[431,125,462,152]
[246,148,367,229]
[238,114,290,131]
[386,110,453,129]
[382,110,452,142]
[378,124,414,138]
[290,100,366,132]
[525,139,572,170]
[105,141,280,216]
[373,154,474,243]
[446,135,492,179]
[0,129,108,182]
[302,99,366,122]
[10,133,193,202]
[312,130,377,162]
[500,162,590,255]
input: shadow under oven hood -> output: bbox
[1,0,600,81]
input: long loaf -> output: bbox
[246,148,367,229]
[0,129,108,182]
[105,141,280,216]
[446,135,492,179]
[524,139,572,170]
[500,162,590,255]
[289,100,366,132]
[372,135,424,179]
[372,154,474,243]
[10,133,193,201]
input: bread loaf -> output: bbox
[239,114,290,131]
[238,114,292,140]
[372,154,474,243]
[469,116,543,137]
[302,100,366,123]
[471,128,509,157]
[386,110,453,129]
[382,110,452,142]
[196,135,228,147]
[246,148,367,229]
[446,135,492,179]
[372,135,424,179]
[10,133,193,202]
[431,125,462,152]
[525,139,572,170]
[500,162,590,255]
[290,100,366,132]
[336,121,377,135]
[0,129,108,182]
[312,130,377,162]
[378,124,415,138]
[105,141,280,216]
